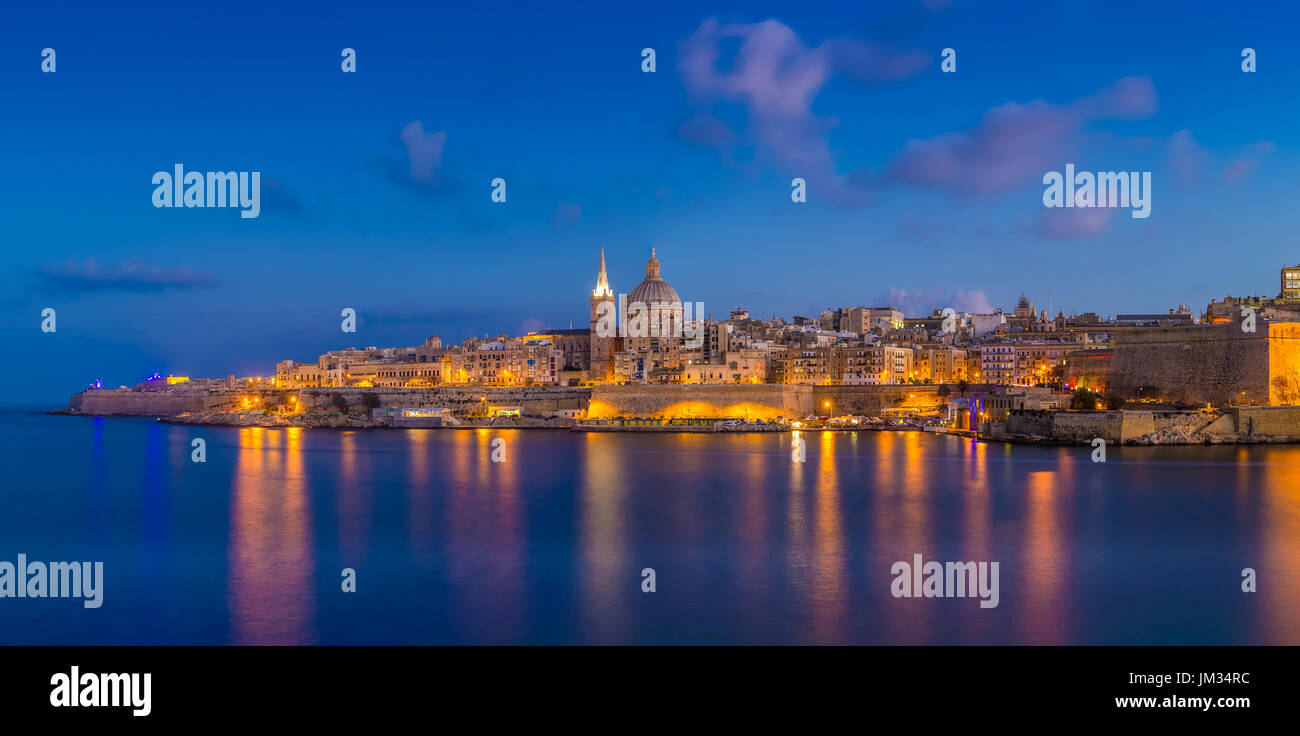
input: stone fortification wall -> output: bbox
[810,384,993,416]
[1107,324,1269,405]
[1003,410,1124,443]
[66,383,1002,421]
[68,389,224,416]
[587,384,810,420]
[293,386,590,415]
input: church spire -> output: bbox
[593,246,612,298]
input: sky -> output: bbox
[2,0,1298,403]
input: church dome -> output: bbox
[627,247,681,305]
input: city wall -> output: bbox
[68,389,225,416]
[294,386,589,414]
[1233,405,1300,437]
[65,383,976,421]
[64,383,1300,443]
[810,384,994,416]
[586,384,811,420]
[1064,351,1111,391]
[1106,324,1270,405]
[1001,410,1124,443]
[999,408,1298,444]
[65,386,590,417]
[1264,322,1300,404]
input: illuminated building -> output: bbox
[588,247,617,383]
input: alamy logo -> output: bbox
[50,667,151,717]
[1043,163,1150,219]
[891,553,999,608]
[941,307,957,333]
[1241,306,1257,333]
[593,296,704,348]
[0,554,103,608]
[152,164,261,218]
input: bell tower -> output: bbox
[589,248,616,382]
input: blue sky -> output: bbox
[2,0,1298,403]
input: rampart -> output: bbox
[587,384,810,420]
[64,383,989,421]
[1105,323,1284,405]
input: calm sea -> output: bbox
[0,408,1296,644]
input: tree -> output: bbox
[331,394,349,412]
[957,380,969,398]
[363,393,382,410]
[937,385,951,400]
[1104,394,1125,410]
[1272,375,1292,405]
[1070,387,1097,411]
[1047,365,1065,387]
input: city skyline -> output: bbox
[4,0,1300,402]
[32,241,1287,398]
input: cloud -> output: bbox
[678,113,739,148]
[550,200,582,231]
[1034,206,1114,239]
[1223,141,1274,183]
[400,121,448,185]
[824,37,932,83]
[1166,129,1210,181]
[875,288,994,317]
[36,259,220,293]
[1166,130,1273,185]
[883,77,1157,194]
[677,18,929,206]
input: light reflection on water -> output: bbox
[228,427,316,644]
[2,412,1298,645]
[1258,447,1300,644]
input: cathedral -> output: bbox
[587,247,687,384]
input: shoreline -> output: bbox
[47,408,1300,445]
[50,381,1300,444]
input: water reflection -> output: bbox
[1021,470,1067,644]
[580,433,629,643]
[785,431,808,635]
[406,429,433,567]
[962,439,991,561]
[74,419,1300,644]
[439,430,528,642]
[736,434,768,636]
[485,430,525,641]
[809,431,845,642]
[1257,448,1300,643]
[228,427,316,644]
[337,429,371,565]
